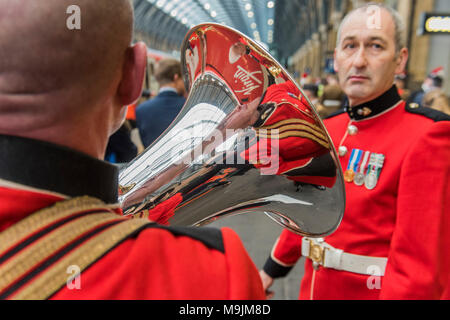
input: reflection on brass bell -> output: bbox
[117,23,345,238]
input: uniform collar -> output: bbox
[345,85,401,121]
[159,87,178,95]
[0,135,118,203]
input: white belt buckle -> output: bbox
[302,238,387,276]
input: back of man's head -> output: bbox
[154,59,182,87]
[0,0,144,157]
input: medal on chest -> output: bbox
[354,150,371,186]
[364,153,385,190]
[344,149,362,183]
[344,149,385,190]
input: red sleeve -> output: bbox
[380,121,450,299]
[263,228,303,278]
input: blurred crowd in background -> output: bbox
[104,57,449,164]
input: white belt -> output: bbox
[302,238,388,276]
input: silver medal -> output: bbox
[354,172,365,186]
[365,172,378,190]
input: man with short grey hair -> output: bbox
[261,3,449,300]
[337,2,407,54]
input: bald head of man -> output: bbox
[0,0,147,158]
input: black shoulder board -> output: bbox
[406,103,450,122]
[324,109,346,120]
[140,225,225,253]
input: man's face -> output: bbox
[334,8,408,106]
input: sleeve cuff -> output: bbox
[263,256,294,278]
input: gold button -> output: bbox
[409,103,419,109]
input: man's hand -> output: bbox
[259,269,275,299]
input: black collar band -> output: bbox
[0,135,118,204]
[345,85,401,121]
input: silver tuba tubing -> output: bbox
[118,24,345,237]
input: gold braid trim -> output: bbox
[12,218,150,300]
[0,213,121,294]
[0,196,117,254]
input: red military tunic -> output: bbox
[0,134,265,300]
[263,86,450,299]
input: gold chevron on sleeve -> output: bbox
[257,130,330,149]
[255,119,330,149]
[12,218,151,300]
[258,123,327,142]
[259,118,323,132]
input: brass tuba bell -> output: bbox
[118,24,345,237]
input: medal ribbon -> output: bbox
[346,149,356,170]
[374,154,385,178]
[367,153,385,177]
[348,149,362,173]
[359,151,371,174]
[353,149,363,172]
[367,153,377,175]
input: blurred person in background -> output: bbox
[394,72,410,101]
[302,83,321,106]
[104,119,137,164]
[408,67,444,108]
[423,90,450,115]
[302,83,329,119]
[318,83,345,119]
[136,58,186,148]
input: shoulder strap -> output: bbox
[405,103,450,122]
[0,196,151,300]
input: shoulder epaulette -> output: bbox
[0,196,224,300]
[153,225,225,253]
[324,109,346,120]
[406,103,450,122]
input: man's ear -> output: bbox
[395,47,409,75]
[333,49,339,73]
[117,42,147,106]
